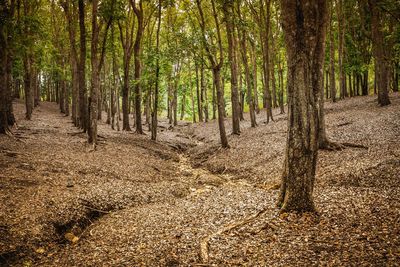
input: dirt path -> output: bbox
[1,94,400,266]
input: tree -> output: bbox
[151,0,161,141]
[369,0,391,106]
[78,0,87,131]
[278,0,328,212]
[237,1,256,127]
[222,0,240,134]
[131,0,145,134]
[118,2,135,131]
[196,0,229,148]
[0,0,16,134]
[329,0,336,103]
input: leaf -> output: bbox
[64,232,79,243]
[35,247,45,254]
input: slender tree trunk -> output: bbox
[213,67,228,148]
[362,70,369,96]
[237,2,256,127]
[278,0,328,212]
[189,60,196,123]
[180,88,186,121]
[348,74,353,97]
[223,0,240,134]
[336,0,345,99]
[260,0,273,122]
[131,0,144,133]
[329,1,336,103]
[251,40,260,114]
[23,57,33,120]
[369,1,390,106]
[278,58,285,114]
[196,0,228,148]
[195,63,203,122]
[78,0,87,131]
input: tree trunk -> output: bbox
[278,62,285,114]
[180,89,186,121]
[237,2,256,127]
[329,1,336,103]
[278,0,328,212]
[195,63,203,122]
[260,0,273,122]
[336,0,345,99]
[251,40,260,114]
[151,0,161,140]
[369,1,390,105]
[23,57,33,120]
[213,67,229,148]
[223,0,240,134]
[0,51,8,132]
[78,0,87,131]
[189,61,196,123]
[132,0,144,133]
[196,0,228,147]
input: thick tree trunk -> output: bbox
[278,0,328,212]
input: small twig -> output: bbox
[337,122,352,127]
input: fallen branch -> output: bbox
[341,142,368,149]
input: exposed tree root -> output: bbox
[200,208,268,263]
[341,142,368,149]
[319,140,345,151]
[319,140,368,151]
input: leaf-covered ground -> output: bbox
[0,93,399,266]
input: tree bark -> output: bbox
[260,0,273,122]
[237,1,256,127]
[223,0,240,134]
[329,1,336,103]
[278,0,328,212]
[131,0,144,134]
[78,0,87,131]
[369,0,390,106]
[196,0,228,148]
[195,63,203,122]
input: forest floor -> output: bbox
[1,93,400,266]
